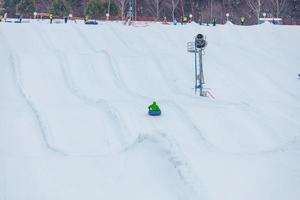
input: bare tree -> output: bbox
[189,0,194,17]
[210,0,213,20]
[270,0,288,18]
[247,0,262,23]
[116,0,129,19]
[171,0,180,21]
[180,0,184,16]
[0,0,5,15]
[147,0,165,20]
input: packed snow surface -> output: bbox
[0,20,300,200]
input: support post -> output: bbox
[129,0,134,20]
[194,42,197,94]
[188,34,207,96]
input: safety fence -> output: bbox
[282,18,300,25]
[33,13,157,22]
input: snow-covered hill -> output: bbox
[0,20,300,200]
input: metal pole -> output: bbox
[108,0,111,16]
[106,0,111,20]
[194,42,197,94]
[210,0,213,22]
[190,34,207,96]
[129,0,133,20]
[135,0,137,21]
[199,49,203,95]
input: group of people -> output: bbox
[198,16,246,26]
[0,13,69,24]
[1,12,247,26]
[49,14,69,24]
[0,12,23,23]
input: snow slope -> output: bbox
[0,20,300,200]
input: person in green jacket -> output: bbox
[148,101,160,111]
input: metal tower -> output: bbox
[187,34,207,96]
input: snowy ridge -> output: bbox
[75,26,216,149]
[9,54,66,155]
[0,21,300,200]
[58,51,128,151]
[30,24,127,155]
[69,23,216,153]
[124,131,207,200]
[0,28,65,155]
[71,24,148,99]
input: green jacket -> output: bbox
[148,102,160,111]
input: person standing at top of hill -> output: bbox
[212,17,216,26]
[84,16,89,24]
[240,16,245,25]
[4,12,7,22]
[50,14,53,24]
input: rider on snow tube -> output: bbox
[148,101,161,116]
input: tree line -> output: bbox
[0,0,299,24]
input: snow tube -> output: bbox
[148,110,161,116]
[85,20,98,25]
